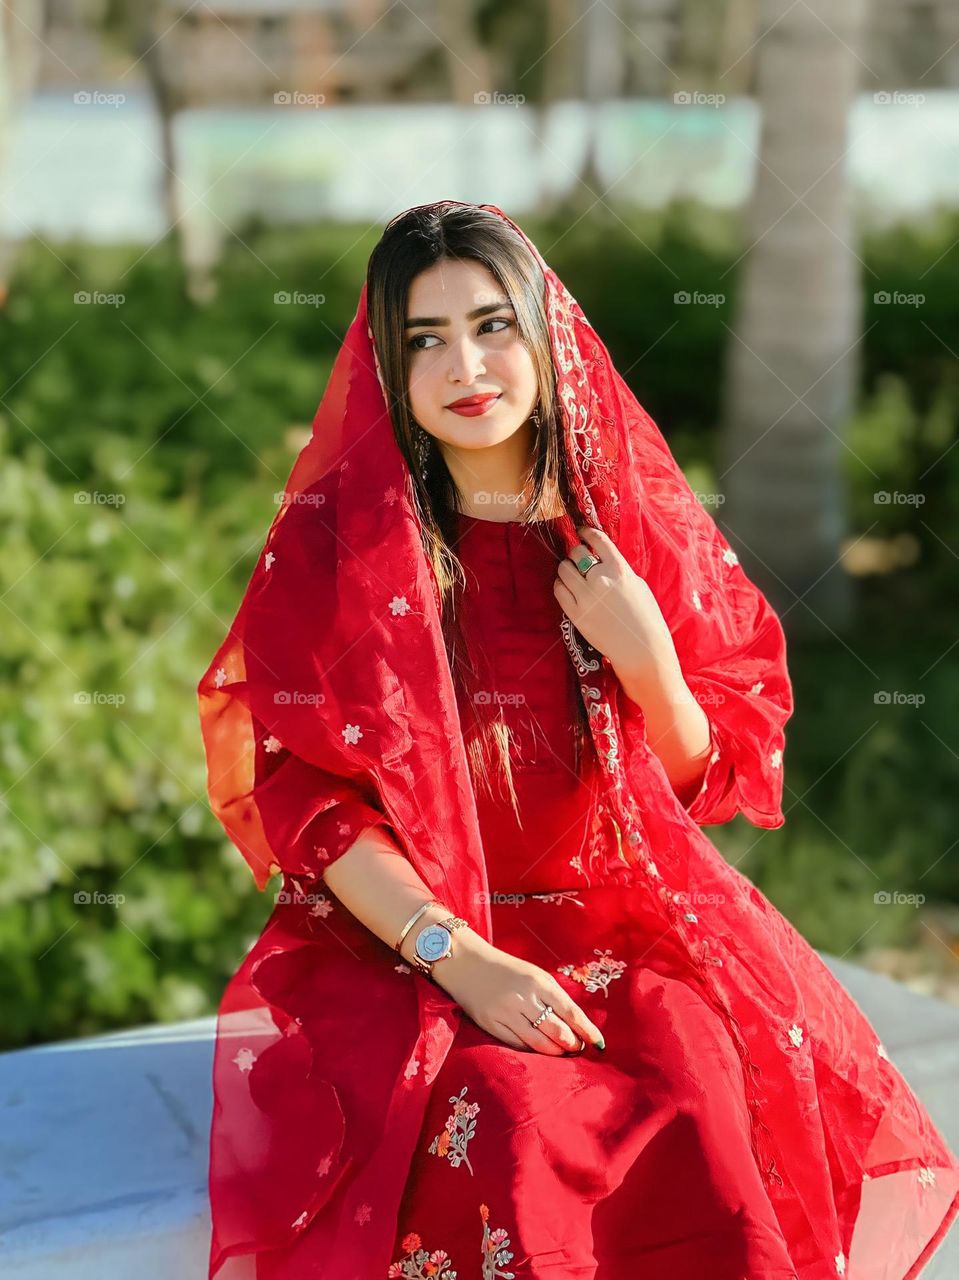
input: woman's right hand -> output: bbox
[431,932,605,1056]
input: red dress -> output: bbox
[387,511,801,1277]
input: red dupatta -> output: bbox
[197,201,958,1279]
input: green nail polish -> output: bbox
[595,1037,605,1051]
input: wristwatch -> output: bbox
[409,915,469,980]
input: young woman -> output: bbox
[198,201,959,1279]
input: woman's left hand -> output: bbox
[554,525,680,689]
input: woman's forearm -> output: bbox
[321,824,488,968]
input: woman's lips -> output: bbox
[446,393,502,417]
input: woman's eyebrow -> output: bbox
[404,300,514,329]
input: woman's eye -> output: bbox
[407,316,513,352]
[408,333,440,351]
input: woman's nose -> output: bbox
[448,334,486,384]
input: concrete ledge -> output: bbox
[0,955,957,1277]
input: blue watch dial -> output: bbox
[416,924,452,962]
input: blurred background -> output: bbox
[1,0,958,1051]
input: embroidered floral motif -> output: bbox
[877,1041,890,1060]
[355,1202,372,1226]
[263,735,282,754]
[750,680,765,695]
[291,1209,309,1230]
[404,1055,420,1080]
[388,1233,458,1278]
[770,748,783,768]
[389,595,411,616]
[918,1166,937,1188]
[722,547,739,566]
[558,947,627,996]
[691,590,703,611]
[428,1085,480,1174]
[835,1249,846,1275]
[530,891,583,907]
[264,551,275,570]
[213,666,228,688]
[232,1047,255,1072]
[787,1024,804,1049]
[342,723,363,745]
[479,1204,516,1279]
[395,962,412,974]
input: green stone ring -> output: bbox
[574,553,601,576]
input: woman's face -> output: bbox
[404,258,539,453]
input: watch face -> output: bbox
[416,924,452,962]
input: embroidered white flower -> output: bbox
[750,681,765,695]
[233,1047,256,1072]
[684,912,698,923]
[558,948,627,997]
[645,859,660,878]
[877,1041,890,1060]
[389,595,411,617]
[317,1153,333,1176]
[263,735,282,754]
[343,723,363,745]
[787,1024,804,1049]
[722,547,739,566]
[264,551,275,570]
[531,891,583,907]
[918,1166,937,1188]
[395,962,412,974]
[213,666,228,688]
[404,1056,421,1079]
[770,748,783,769]
[835,1250,846,1275]
[355,1202,372,1226]
[691,590,703,611]
[291,1209,309,1230]
[308,898,334,919]
[384,485,399,504]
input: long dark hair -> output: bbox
[366,203,592,817]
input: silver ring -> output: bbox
[530,1003,553,1028]
[573,552,601,577]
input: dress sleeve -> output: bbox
[632,427,794,831]
[252,740,388,885]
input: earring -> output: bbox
[413,424,431,477]
[531,406,541,429]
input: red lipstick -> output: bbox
[446,392,502,417]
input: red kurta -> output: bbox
[386,511,803,1276]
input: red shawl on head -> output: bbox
[198,202,958,1279]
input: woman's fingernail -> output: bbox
[595,1037,605,1051]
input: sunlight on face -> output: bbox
[405,259,539,453]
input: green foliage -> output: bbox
[2,210,957,1046]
